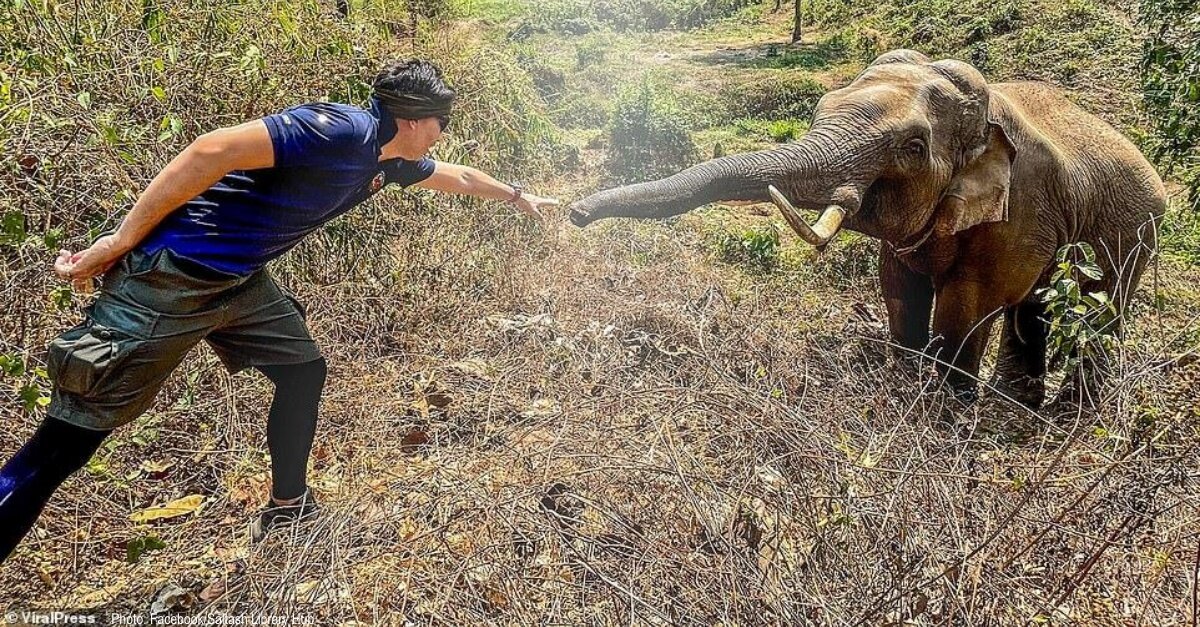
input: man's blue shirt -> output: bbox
[138,98,435,276]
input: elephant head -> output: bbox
[570,50,1016,250]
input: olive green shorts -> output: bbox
[46,248,322,431]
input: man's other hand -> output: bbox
[54,234,127,292]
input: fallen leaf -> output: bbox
[140,459,174,479]
[150,583,196,616]
[129,494,205,523]
[450,358,494,379]
[401,429,430,453]
[198,578,226,603]
[522,399,561,419]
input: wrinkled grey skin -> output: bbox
[570,49,1166,408]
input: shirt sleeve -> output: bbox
[387,157,437,188]
[261,104,371,169]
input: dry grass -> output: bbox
[1,1,1198,624]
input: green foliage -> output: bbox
[126,534,166,563]
[1139,0,1200,211]
[0,353,51,412]
[729,117,808,142]
[747,37,848,70]
[606,81,699,183]
[0,211,26,245]
[712,223,781,271]
[1037,242,1119,370]
[720,73,826,121]
[526,0,759,33]
[575,37,609,68]
[806,0,1136,89]
[1160,202,1200,265]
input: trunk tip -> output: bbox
[569,207,593,228]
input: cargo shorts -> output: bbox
[45,247,322,431]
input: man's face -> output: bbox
[394,116,446,160]
[410,115,444,158]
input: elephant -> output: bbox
[569,49,1166,409]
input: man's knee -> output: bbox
[258,357,327,390]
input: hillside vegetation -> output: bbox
[1,0,1197,623]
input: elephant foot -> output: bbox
[987,374,1046,410]
[1048,365,1107,418]
[945,381,979,406]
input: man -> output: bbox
[0,59,558,562]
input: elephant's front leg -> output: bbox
[990,301,1049,408]
[880,247,934,361]
[931,279,1005,400]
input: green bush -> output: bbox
[1140,0,1200,211]
[729,118,809,143]
[720,73,827,121]
[712,223,782,272]
[606,82,699,183]
[1037,242,1119,371]
[805,0,1136,89]
[527,0,759,33]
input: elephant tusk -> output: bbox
[767,185,847,248]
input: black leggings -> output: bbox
[0,357,326,564]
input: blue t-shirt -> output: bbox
[138,99,435,276]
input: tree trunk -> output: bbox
[792,0,803,43]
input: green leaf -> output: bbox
[126,534,166,563]
[77,91,91,109]
[19,384,44,412]
[151,86,166,102]
[42,227,64,250]
[1079,263,1104,281]
[1,211,27,244]
[0,354,24,378]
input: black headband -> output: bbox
[373,89,454,120]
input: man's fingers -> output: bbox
[53,260,73,280]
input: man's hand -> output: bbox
[53,234,128,292]
[513,193,558,221]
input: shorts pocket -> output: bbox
[47,323,141,398]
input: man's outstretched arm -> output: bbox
[54,120,276,288]
[414,160,558,220]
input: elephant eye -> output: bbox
[903,137,926,156]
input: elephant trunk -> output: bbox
[569,127,878,247]
[568,151,781,225]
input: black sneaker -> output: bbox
[249,488,320,542]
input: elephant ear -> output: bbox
[937,120,1016,235]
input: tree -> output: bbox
[1139,0,1199,210]
[792,0,803,43]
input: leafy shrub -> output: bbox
[1140,0,1200,211]
[606,82,699,183]
[712,223,781,271]
[730,118,808,142]
[575,35,610,68]
[719,73,826,122]
[1037,242,1119,371]
[528,0,759,33]
[805,0,1136,91]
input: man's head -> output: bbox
[373,59,456,159]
